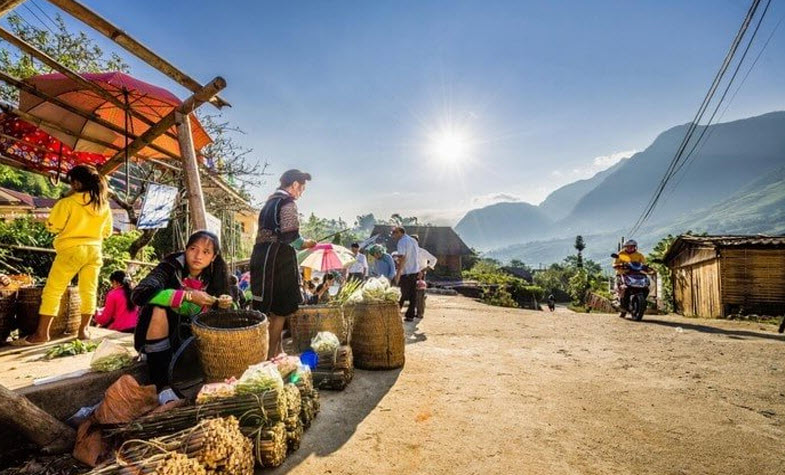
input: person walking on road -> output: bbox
[393,226,419,322]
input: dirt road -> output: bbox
[271,295,785,474]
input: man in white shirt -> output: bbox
[393,226,420,321]
[347,242,368,282]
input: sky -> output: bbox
[15,0,785,225]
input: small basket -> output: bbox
[350,302,405,370]
[16,286,81,337]
[192,310,269,382]
[0,290,17,343]
[288,305,351,353]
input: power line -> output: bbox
[665,5,785,208]
[21,4,55,36]
[628,0,763,236]
[30,0,59,30]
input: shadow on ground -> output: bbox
[643,318,785,342]
[266,367,402,474]
[404,318,427,345]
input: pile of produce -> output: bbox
[313,345,354,391]
[345,277,401,305]
[271,354,301,380]
[90,417,253,475]
[235,362,285,394]
[310,331,340,356]
[44,339,98,359]
[244,422,287,468]
[89,340,134,372]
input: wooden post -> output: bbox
[176,111,207,230]
[0,0,26,17]
[0,383,76,453]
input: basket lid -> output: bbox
[168,336,204,400]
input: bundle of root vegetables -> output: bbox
[107,368,320,470]
[313,344,354,390]
[87,417,254,474]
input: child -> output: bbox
[13,165,112,346]
[132,230,232,390]
[416,272,427,319]
[94,270,139,332]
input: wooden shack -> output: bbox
[663,235,785,318]
[371,225,474,277]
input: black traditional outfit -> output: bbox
[250,189,304,317]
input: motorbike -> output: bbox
[611,254,651,321]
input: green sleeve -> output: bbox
[291,236,305,250]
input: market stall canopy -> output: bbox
[18,71,211,160]
[0,113,107,173]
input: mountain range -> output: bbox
[454,111,785,265]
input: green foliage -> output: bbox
[534,255,608,304]
[299,213,364,247]
[463,259,544,308]
[0,13,128,104]
[568,268,589,305]
[0,164,67,198]
[574,235,586,268]
[0,217,53,277]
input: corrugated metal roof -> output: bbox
[663,234,785,265]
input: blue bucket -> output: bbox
[300,349,318,370]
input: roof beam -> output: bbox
[0,0,26,18]
[100,76,225,174]
[0,26,182,144]
[47,0,229,109]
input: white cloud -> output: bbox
[591,149,637,171]
[471,192,522,208]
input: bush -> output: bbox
[464,261,545,309]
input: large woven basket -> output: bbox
[192,310,269,383]
[288,305,351,353]
[0,290,17,343]
[350,302,405,370]
[16,286,81,337]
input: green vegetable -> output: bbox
[91,354,134,372]
[44,340,99,360]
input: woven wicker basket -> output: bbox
[16,286,81,337]
[0,290,17,343]
[288,305,351,353]
[192,310,269,383]
[350,302,405,370]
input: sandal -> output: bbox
[9,337,47,347]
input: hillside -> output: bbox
[457,111,785,256]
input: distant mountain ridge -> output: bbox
[455,111,785,263]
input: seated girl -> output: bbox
[94,270,139,332]
[132,230,232,390]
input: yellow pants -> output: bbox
[39,245,102,316]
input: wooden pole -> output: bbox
[0,27,182,144]
[176,110,207,230]
[98,76,225,174]
[0,0,25,17]
[0,383,75,453]
[47,0,229,109]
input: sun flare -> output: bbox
[428,129,471,163]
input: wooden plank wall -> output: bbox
[672,259,722,318]
[721,249,785,314]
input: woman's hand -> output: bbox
[0,274,10,287]
[217,294,233,309]
[189,290,216,307]
[303,239,317,249]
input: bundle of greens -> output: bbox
[235,362,284,395]
[346,277,402,305]
[44,339,98,360]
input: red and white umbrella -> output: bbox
[297,243,355,272]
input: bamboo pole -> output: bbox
[0,70,182,161]
[0,0,26,17]
[47,0,229,109]
[0,243,157,267]
[98,76,225,174]
[0,27,182,144]
[176,111,207,230]
[0,382,76,453]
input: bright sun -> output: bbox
[429,129,470,163]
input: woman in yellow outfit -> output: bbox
[13,165,113,345]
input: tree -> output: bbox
[355,213,376,232]
[508,259,532,271]
[574,235,586,268]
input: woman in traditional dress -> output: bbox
[250,169,316,359]
[132,230,232,389]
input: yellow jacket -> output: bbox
[614,250,646,273]
[46,192,113,251]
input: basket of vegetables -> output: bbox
[192,310,269,382]
[288,305,351,354]
[346,278,405,370]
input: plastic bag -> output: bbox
[195,380,237,404]
[90,339,134,372]
[311,331,340,355]
[270,353,301,380]
[235,361,284,395]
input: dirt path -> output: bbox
[271,295,785,474]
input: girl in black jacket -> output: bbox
[132,230,231,390]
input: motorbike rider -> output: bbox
[613,239,648,318]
